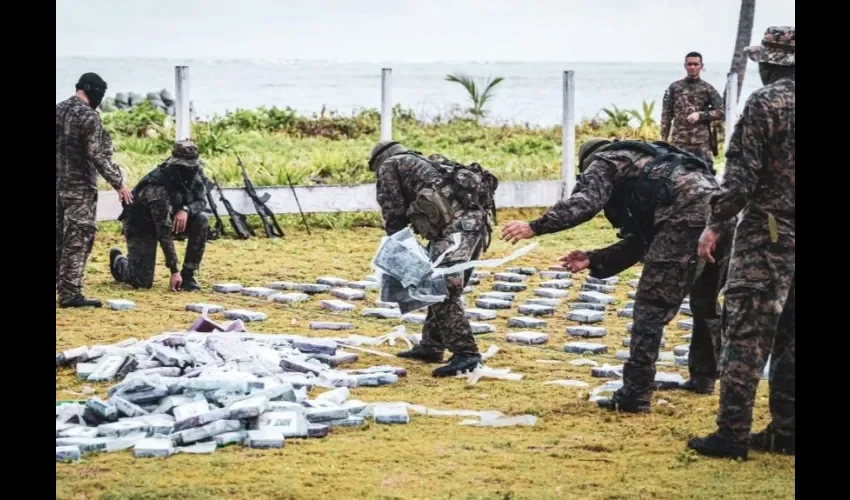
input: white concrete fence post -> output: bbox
[380,68,392,141]
[175,66,191,141]
[560,70,576,199]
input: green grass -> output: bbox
[55,208,793,500]
[99,102,727,191]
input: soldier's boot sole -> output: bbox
[595,397,650,413]
[397,348,444,363]
[687,432,748,460]
[677,378,716,395]
[59,295,102,308]
[432,354,482,377]
[749,428,795,455]
[109,248,122,281]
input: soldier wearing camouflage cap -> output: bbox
[689,26,795,460]
[109,140,210,292]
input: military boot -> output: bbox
[59,295,102,308]
[749,426,795,455]
[109,248,123,281]
[687,432,748,460]
[396,344,444,363]
[678,378,716,395]
[596,395,651,414]
[180,268,201,292]
[432,354,482,377]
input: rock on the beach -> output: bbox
[223,309,267,322]
[310,321,354,331]
[507,316,547,329]
[320,300,355,312]
[241,287,277,298]
[213,283,243,293]
[185,303,224,314]
[566,326,607,338]
[107,299,135,311]
[361,308,401,319]
[566,310,605,324]
[533,288,569,299]
[564,342,608,355]
[465,308,497,321]
[506,331,549,345]
[518,304,555,316]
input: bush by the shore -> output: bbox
[99,101,725,190]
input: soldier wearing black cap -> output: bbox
[56,72,133,308]
[109,140,209,292]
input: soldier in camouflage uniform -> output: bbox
[56,72,133,308]
[370,140,497,377]
[688,26,795,460]
[109,140,209,292]
[502,138,723,412]
[660,52,725,169]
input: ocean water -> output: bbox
[56,57,763,127]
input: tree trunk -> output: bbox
[728,0,757,100]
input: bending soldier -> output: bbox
[502,137,727,412]
[688,26,796,460]
[56,72,133,308]
[370,140,498,377]
[109,140,209,292]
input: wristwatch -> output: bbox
[181,205,189,214]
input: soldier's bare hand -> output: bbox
[687,112,701,124]
[698,226,718,263]
[501,221,535,244]
[169,272,183,291]
[172,210,188,234]
[559,250,590,272]
[117,186,133,205]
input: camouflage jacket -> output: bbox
[376,153,487,264]
[529,146,719,261]
[708,75,795,249]
[660,77,724,146]
[56,96,124,192]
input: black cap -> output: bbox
[75,72,107,91]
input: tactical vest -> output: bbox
[119,164,204,225]
[399,152,499,251]
[580,140,712,251]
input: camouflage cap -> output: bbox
[166,140,202,168]
[368,140,407,172]
[745,26,795,66]
[578,138,613,172]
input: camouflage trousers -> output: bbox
[616,220,707,404]
[687,220,735,381]
[419,249,481,356]
[114,213,208,288]
[56,189,98,303]
[675,143,715,170]
[716,240,795,444]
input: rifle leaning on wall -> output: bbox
[236,154,285,238]
[212,177,254,239]
[203,178,226,240]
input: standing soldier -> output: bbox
[109,140,209,292]
[660,52,725,169]
[369,140,498,377]
[688,26,795,460]
[56,72,132,308]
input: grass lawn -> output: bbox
[55,208,793,499]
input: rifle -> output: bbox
[212,177,254,239]
[203,178,226,240]
[285,173,311,235]
[236,154,284,238]
[705,92,719,157]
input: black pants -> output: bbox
[115,213,208,288]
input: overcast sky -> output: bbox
[56,0,794,63]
